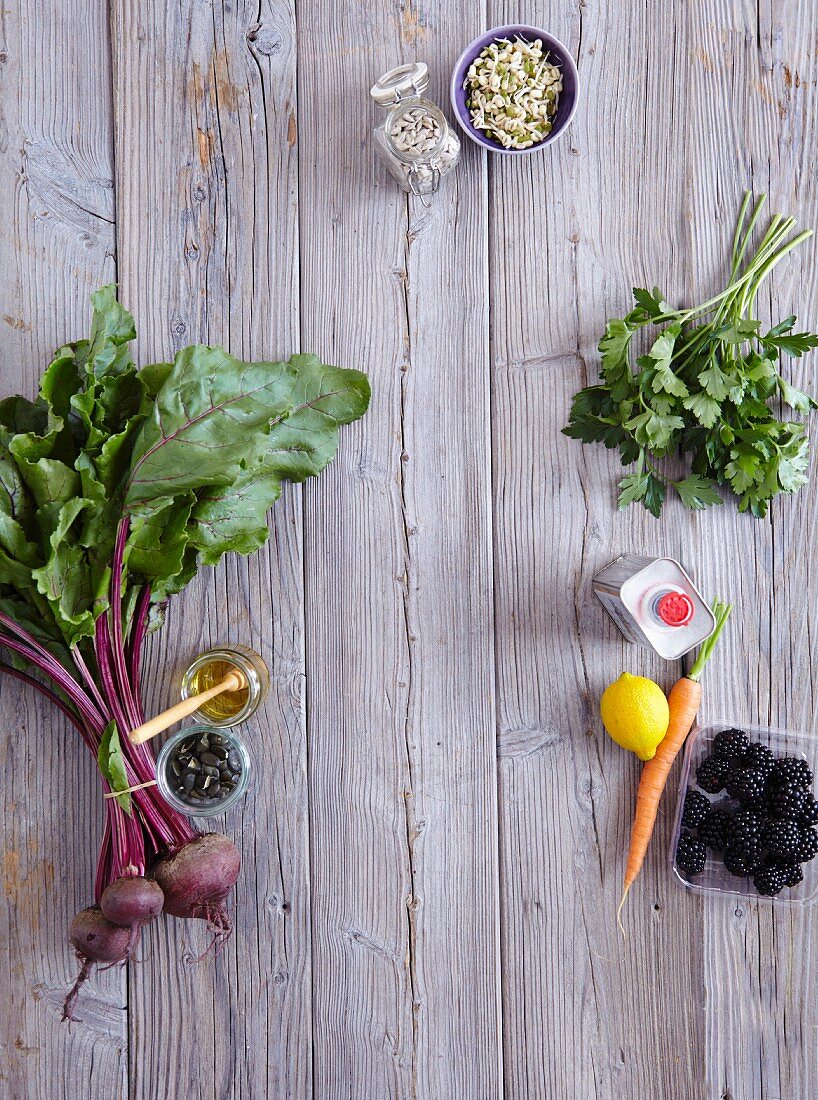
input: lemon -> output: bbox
[599,672,669,761]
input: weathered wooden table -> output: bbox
[2,2,817,1097]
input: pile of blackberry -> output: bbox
[676,727,818,897]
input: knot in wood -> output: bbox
[246,23,283,56]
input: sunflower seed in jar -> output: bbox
[389,109,442,154]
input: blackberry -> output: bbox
[778,862,804,888]
[766,784,808,821]
[681,789,710,829]
[800,796,818,827]
[713,728,750,759]
[739,839,763,873]
[698,807,732,851]
[725,767,766,806]
[676,833,707,876]
[697,755,729,794]
[724,844,761,876]
[729,808,763,845]
[770,758,813,790]
[743,743,775,778]
[753,864,787,897]
[795,827,818,863]
[762,819,801,861]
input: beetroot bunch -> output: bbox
[0,288,369,1017]
[65,835,241,1020]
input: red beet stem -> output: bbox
[0,663,88,741]
[0,630,104,730]
[126,586,151,700]
[109,517,140,728]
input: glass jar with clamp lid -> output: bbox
[371,62,460,203]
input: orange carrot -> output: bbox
[617,600,732,932]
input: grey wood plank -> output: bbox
[298,2,502,1097]
[110,1,311,1096]
[686,3,818,1097]
[488,2,708,1096]
[0,2,126,1097]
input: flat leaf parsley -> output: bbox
[564,193,818,517]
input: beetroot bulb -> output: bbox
[153,833,241,945]
[100,874,165,954]
[62,906,133,1022]
[100,875,164,927]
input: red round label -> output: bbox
[656,591,694,626]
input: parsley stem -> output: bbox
[733,193,768,273]
[737,228,813,317]
[644,456,667,482]
[657,268,764,324]
[654,218,801,339]
[730,191,754,273]
[667,219,803,375]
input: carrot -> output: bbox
[617,600,732,932]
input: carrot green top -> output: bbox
[688,600,732,682]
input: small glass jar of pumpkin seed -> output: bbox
[180,644,268,727]
[156,724,252,816]
[371,62,460,202]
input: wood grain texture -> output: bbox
[4,0,818,1097]
[298,2,502,1097]
[297,9,416,1091]
[0,1,125,1097]
[686,4,818,1098]
[111,1,310,1097]
[488,2,707,1096]
[489,2,818,1098]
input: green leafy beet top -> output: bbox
[0,285,370,657]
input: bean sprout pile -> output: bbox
[463,37,563,150]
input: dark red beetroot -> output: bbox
[153,833,240,945]
[100,875,164,927]
[63,906,133,1022]
[100,874,165,958]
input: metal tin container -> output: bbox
[592,554,715,660]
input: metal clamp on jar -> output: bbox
[370,62,460,204]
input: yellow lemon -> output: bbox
[599,672,669,761]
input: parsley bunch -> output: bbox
[564,193,818,517]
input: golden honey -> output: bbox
[180,645,269,727]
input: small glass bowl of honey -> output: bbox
[180,645,269,727]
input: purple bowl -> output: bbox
[450,25,579,154]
